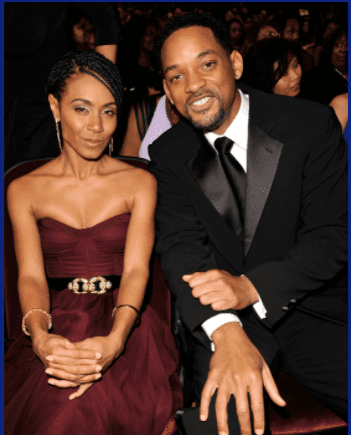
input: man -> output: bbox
[149,13,347,435]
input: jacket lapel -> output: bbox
[244,120,284,256]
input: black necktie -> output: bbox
[214,137,246,233]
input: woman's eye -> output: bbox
[104,109,117,116]
[74,107,88,113]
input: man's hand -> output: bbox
[200,323,285,435]
[183,270,259,311]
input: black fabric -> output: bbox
[134,94,158,141]
[4,3,118,171]
[214,137,246,241]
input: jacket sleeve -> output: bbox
[149,146,239,337]
[246,108,348,327]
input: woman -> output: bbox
[242,38,303,97]
[119,93,180,159]
[5,50,182,435]
[329,92,348,133]
[302,27,348,105]
[228,18,245,51]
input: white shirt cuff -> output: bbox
[202,314,242,352]
[253,294,267,319]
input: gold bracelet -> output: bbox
[22,308,52,336]
[112,304,141,325]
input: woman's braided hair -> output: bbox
[45,50,124,114]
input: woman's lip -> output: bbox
[83,139,104,144]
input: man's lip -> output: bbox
[187,94,214,106]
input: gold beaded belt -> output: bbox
[47,275,121,294]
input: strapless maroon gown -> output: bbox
[5,213,183,435]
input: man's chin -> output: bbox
[189,112,226,132]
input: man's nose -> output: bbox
[185,72,206,93]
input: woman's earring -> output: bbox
[109,137,113,156]
[55,119,62,153]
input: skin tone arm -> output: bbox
[7,177,101,378]
[329,93,348,132]
[95,45,117,64]
[45,170,158,399]
[183,271,285,435]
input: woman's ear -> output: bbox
[48,94,61,122]
[230,50,244,81]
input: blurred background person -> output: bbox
[302,27,348,105]
[117,16,162,103]
[5,3,118,172]
[329,93,348,134]
[242,38,303,97]
[228,18,245,51]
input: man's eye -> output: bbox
[170,75,181,83]
[204,61,216,69]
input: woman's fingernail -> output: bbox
[48,379,55,385]
[95,365,102,372]
[95,353,102,359]
[200,415,206,421]
[96,373,102,380]
[256,430,264,435]
[69,395,76,401]
[46,356,53,361]
[219,432,227,435]
[45,369,52,375]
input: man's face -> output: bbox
[162,26,242,135]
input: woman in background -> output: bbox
[242,38,303,97]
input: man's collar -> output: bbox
[205,88,249,150]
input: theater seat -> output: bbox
[4,158,347,435]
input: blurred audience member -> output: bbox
[329,93,348,133]
[313,19,340,67]
[228,18,245,51]
[302,28,348,105]
[66,7,95,51]
[277,11,313,72]
[5,3,118,171]
[242,38,302,97]
[120,94,180,159]
[241,19,280,59]
[118,16,162,102]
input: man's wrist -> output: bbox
[241,275,259,305]
[211,321,242,346]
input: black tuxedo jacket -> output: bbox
[149,85,347,341]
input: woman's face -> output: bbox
[273,55,302,97]
[230,22,242,44]
[257,25,280,41]
[283,18,300,42]
[141,24,158,53]
[49,73,117,160]
[324,22,339,42]
[72,17,95,50]
[331,34,348,72]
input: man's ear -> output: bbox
[230,50,244,81]
[163,79,174,105]
[48,94,61,122]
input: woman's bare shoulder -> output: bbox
[7,160,59,202]
[108,158,156,191]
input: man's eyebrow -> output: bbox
[164,50,217,76]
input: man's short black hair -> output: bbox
[155,13,232,75]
